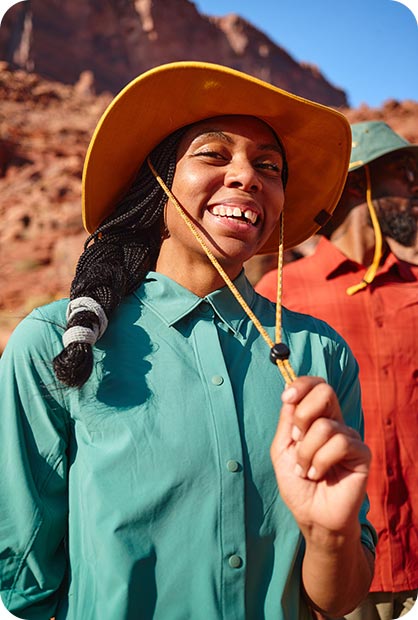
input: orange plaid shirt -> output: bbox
[256,237,418,592]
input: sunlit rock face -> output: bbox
[0,0,347,105]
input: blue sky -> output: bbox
[195,0,418,108]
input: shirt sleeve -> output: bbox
[0,310,70,619]
[326,324,378,556]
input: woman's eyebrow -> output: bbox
[257,143,284,155]
[191,129,283,155]
[191,129,234,143]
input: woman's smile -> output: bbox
[208,198,260,226]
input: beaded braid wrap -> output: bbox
[53,127,188,388]
[62,297,109,348]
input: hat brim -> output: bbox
[82,61,351,253]
[349,146,418,171]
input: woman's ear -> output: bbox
[160,201,170,240]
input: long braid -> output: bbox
[53,127,187,387]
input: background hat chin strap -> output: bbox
[346,164,383,296]
[147,157,296,385]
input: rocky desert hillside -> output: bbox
[0,0,417,350]
[0,0,347,106]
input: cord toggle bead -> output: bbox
[270,342,290,364]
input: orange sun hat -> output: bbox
[82,61,351,253]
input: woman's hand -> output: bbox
[270,375,371,537]
[270,376,374,616]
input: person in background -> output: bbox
[256,120,418,619]
[0,62,375,620]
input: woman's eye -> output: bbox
[194,150,225,160]
[256,162,281,173]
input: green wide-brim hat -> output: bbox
[349,120,418,171]
[82,61,351,253]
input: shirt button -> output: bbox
[200,303,212,314]
[211,375,224,385]
[226,459,240,472]
[228,554,243,568]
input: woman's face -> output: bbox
[162,115,285,270]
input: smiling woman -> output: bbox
[0,62,376,620]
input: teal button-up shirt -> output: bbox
[0,271,374,620]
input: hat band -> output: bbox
[349,160,364,170]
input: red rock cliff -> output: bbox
[0,0,347,106]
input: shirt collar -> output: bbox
[384,252,418,282]
[313,237,362,279]
[316,236,418,282]
[133,270,255,336]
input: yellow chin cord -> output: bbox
[346,164,383,296]
[147,157,297,385]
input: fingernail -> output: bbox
[307,466,317,480]
[291,425,302,442]
[282,386,297,402]
[294,463,304,477]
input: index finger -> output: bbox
[281,376,343,440]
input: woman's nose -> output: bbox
[224,158,261,191]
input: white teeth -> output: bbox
[244,209,257,224]
[213,205,227,216]
[210,205,258,224]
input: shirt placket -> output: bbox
[370,287,401,588]
[192,301,247,620]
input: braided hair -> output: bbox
[53,118,289,388]
[53,127,187,388]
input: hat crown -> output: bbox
[349,121,413,170]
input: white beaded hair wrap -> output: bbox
[62,325,99,348]
[63,296,109,347]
